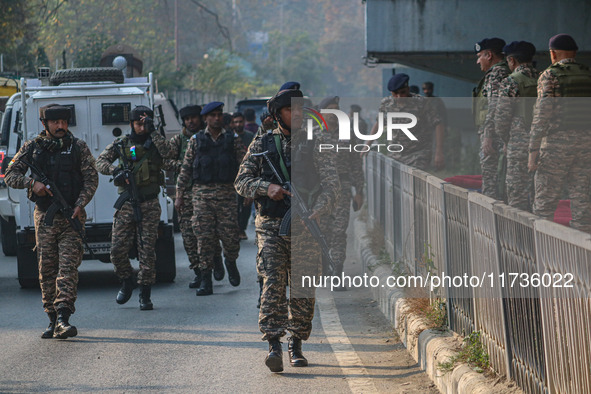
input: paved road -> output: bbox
[0,219,437,393]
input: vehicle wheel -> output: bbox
[17,230,39,289]
[1,216,17,256]
[50,67,124,85]
[155,223,176,283]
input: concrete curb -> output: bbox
[352,217,520,394]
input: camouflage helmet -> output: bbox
[129,105,154,122]
[267,89,304,117]
[39,104,71,122]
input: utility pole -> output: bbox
[175,0,179,70]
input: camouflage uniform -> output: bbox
[494,63,539,211]
[5,132,98,314]
[168,128,203,270]
[96,130,175,285]
[529,58,591,233]
[176,127,246,271]
[235,128,339,341]
[378,93,442,170]
[318,129,364,273]
[478,60,511,199]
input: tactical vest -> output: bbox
[510,70,538,125]
[28,139,82,212]
[257,131,320,218]
[117,136,164,200]
[549,61,591,129]
[192,131,237,184]
[473,60,511,129]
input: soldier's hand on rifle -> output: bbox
[113,167,129,186]
[267,184,291,201]
[174,197,183,212]
[72,205,83,220]
[308,210,321,225]
[32,180,53,197]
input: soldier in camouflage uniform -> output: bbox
[474,38,510,199]
[176,102,246,296]
[167,105,223,288]
[317,96,364,291]
[231,112,255,240]
[5,104,98,339]
[97,105,175,310]
[235,88,339,372]
[374,73,445,170]
[493,41,539,211]
[528,34,591,233]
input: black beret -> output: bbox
[475,38,506,54]
[387,73,410,92]
[39,104,71,121]
[503,41,536,59]
[280,81,300,90]
[267,89,304,115]
[179,104,202,119]
[200,101,224,116]
[549,34,578,51]
[129,105,154,121]
[318,96,340,109]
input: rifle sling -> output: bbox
[273,134,290,182]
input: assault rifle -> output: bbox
[114,141,144,249]
[21,158,96,259]
[154,104,167,138]
[252,151,336,275]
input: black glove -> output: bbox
[113,166,128,187]
[143,116,156,134]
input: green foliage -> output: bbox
[75,33,116,68]
[438,331,491,374]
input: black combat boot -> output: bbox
[139,285,153,310]
[196,270,213,296]
[116,276,136,304]
[41,311,57,339]
[256,278,263,309]
[53,308,77,339]
[213,254,225,281]
[224,259,241,287]
[288,336,308,367]
[265,338,283,372]
[189,268,202,289]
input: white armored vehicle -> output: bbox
[0,65,176,287]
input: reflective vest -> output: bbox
[117,136,164,199]
[29,139,82,211]
[192,131,237,184]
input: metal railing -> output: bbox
[364,151,591,394]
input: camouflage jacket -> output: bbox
[96,130,176,176]
[234,127,339,227]
[529,58,579,150]
[318,128,364,194]
[5,131,98,208]
[494,63,539,143]
[176,126,246,196]
[378,93,442,155]
[165,127,198,178]
[481,60,511,138]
